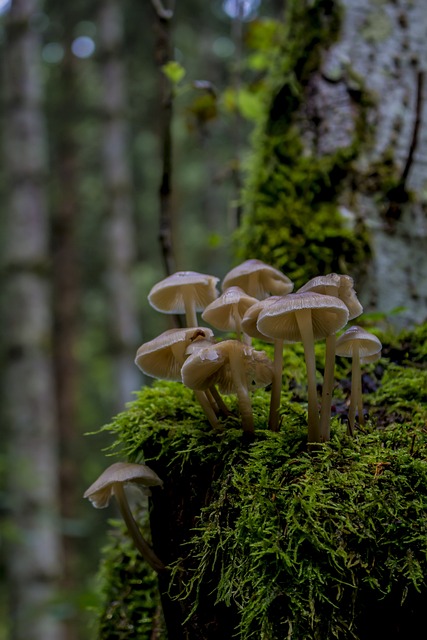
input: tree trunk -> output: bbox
[238,0,427,329]
[1,1,63,638]
[294,0,427,325]
[50,33,81,640]
[98,0,141,409]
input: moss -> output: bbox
[95,520,162,639]
[234,0,372,288]
[94,323,427,639]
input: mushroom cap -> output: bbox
[335,326,382,359]
[201,286,258,332]
[361,350,382,365]
[181,339,273,394]
[135,327,214,380]
[241,296,282,342]
[297,273,363,320]
[148,271,219,314]
[83,462,163,509]
[222,259,294,299]
[257,292,349,343]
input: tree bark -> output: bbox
[1,1,63,638]
[50,31,81,640]
[300,0,427,326]
[152,1,178,279]
[98,0,141,409]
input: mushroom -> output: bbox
[297,274,363,440]
[148,270,219,327]
[181,339,274,433]
[257,292,349,443]
[222,259,294,300]
[135,327,220,429]
[241,296,284,431]
[184,334,232,418]
[83,462,166,573]
[335,326,382,435]
[201,286,258,342]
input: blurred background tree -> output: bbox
[0,0,282,638]
[1,0,426,638]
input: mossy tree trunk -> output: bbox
[238,0,427,328]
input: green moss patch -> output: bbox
[94,323,427,639]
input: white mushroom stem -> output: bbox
[268,338,284,432]
[319,333,336,441]
[228,343,254,433]
[295,308,321,443]
[112,482,166,573]
[182,289,198,327]
[348,346,361,435]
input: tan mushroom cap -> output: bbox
[257,292,349,343]
[222,259,294,300]
[83,462,163,509]
[135,327,214,380]
[181,339,273,394]
[297,273,363,320]
[335,326,382,358]
[148,271,219,314]
[241,296,282,342]
[201,286,258,332]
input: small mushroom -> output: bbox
[148,271,219,327]
[135,327,219,429]
[181,339,274,433]
[184,335,232,418]
[257,292,349,443]
[135,327,214,381]
[241,296,284,431]
[84,462,166,573]
[222,259,294,300]
[202,286,258,342]
[335,326,382,434]
[297,273,363,440]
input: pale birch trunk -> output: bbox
[1,0,63,638]
[98,0,141,408]
[301,0,427,327]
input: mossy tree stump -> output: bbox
[95,323,427,639]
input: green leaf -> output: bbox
[162,60,186,85]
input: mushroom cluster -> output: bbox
[134,260,381,443]
[84,261,382,570]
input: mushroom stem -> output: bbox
[268,338,284,432]
[182,289,198,327]
[295,309,321,443]
[348,346,361,435]
[228,343,254,433]
[232,307,242,341]
[319,333,336,441]
[112,482,166,573]
[208,385,232,417]
[194,390,221,429]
